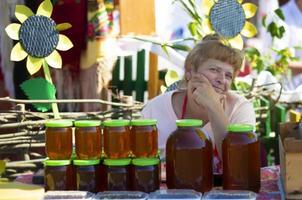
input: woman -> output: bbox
[141,34,256,173]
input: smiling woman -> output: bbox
[141,34,256,174]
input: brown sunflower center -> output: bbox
[19,15,59,58]
[209,0,245,38]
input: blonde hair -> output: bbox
[184,34,244,73]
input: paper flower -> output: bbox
[5,0,73,75]
[201,0,257,49]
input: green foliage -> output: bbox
[20,78,56,112]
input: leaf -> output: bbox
[56,23,72,31]
[262,15,267,27]
[274,8,285,21]
[20,78,56,112]
[244,47,260,58]
[267,22,285,39]
[161,44,169,57]
[188,22,197,37]
[170,44,191,51]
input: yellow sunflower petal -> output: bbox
[202,18,213,35]
[160,85,167,94]
[165,70,179,87]
[26,56,43,75]
[45,50,62,69]
[228,35,244,50]
[237,0,243,4]
[56,23,72,31]
[201,0,214,15]
[5,23,21,40]
[10,42,28,61]
[241,21,258,38]
[15,5,34,23]
[243,3,257,19]
[56,34,73,51]
[37,0,53,18]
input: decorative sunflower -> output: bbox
[201,0,257,49]
[5,0,73,75]
[5,0,73,118]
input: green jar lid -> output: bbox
[44,159,71,166]
[131,119,157,126]
[176,119,203,127]
[103,119,130,127]
[227,124,254,132]
[103,158,131,166]
[74,120,101,127]
[45,120,73,128]
[73,159,100,166]
[132,158,159,166]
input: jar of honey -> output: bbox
[45,120,73,160]
[103,120,130,159]
[222,124,260,193]
[44,159,73,191]
[166,119,213,193]
[74,120,102,159]
[131,158,160,193]
[103,158,131,191]
[131,119,158,158]
[73,159,101,193]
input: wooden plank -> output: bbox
[119,0,155,35]
[148,52,158,99]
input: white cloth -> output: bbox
[141,90,256,150]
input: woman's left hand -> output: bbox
[191,73,225,110]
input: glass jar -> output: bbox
[103,120,130,159]
[166,119,213,193]
[74,120,102,159]
[45,120,73,160]
[222,124,260,193]
[44,159,73,191]
[103,158,131,191]
[131,119,158,158]
[73,159,101,193]
[131,158,160,193]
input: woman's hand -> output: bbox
[188,73,225,110]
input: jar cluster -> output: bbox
[44,119,160,193]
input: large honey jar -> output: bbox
[222,124,260,193]
[166,119,213,193]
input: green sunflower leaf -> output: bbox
[20,78,56,112]
[274,9,285,21]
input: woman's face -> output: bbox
[194,59,234,95]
